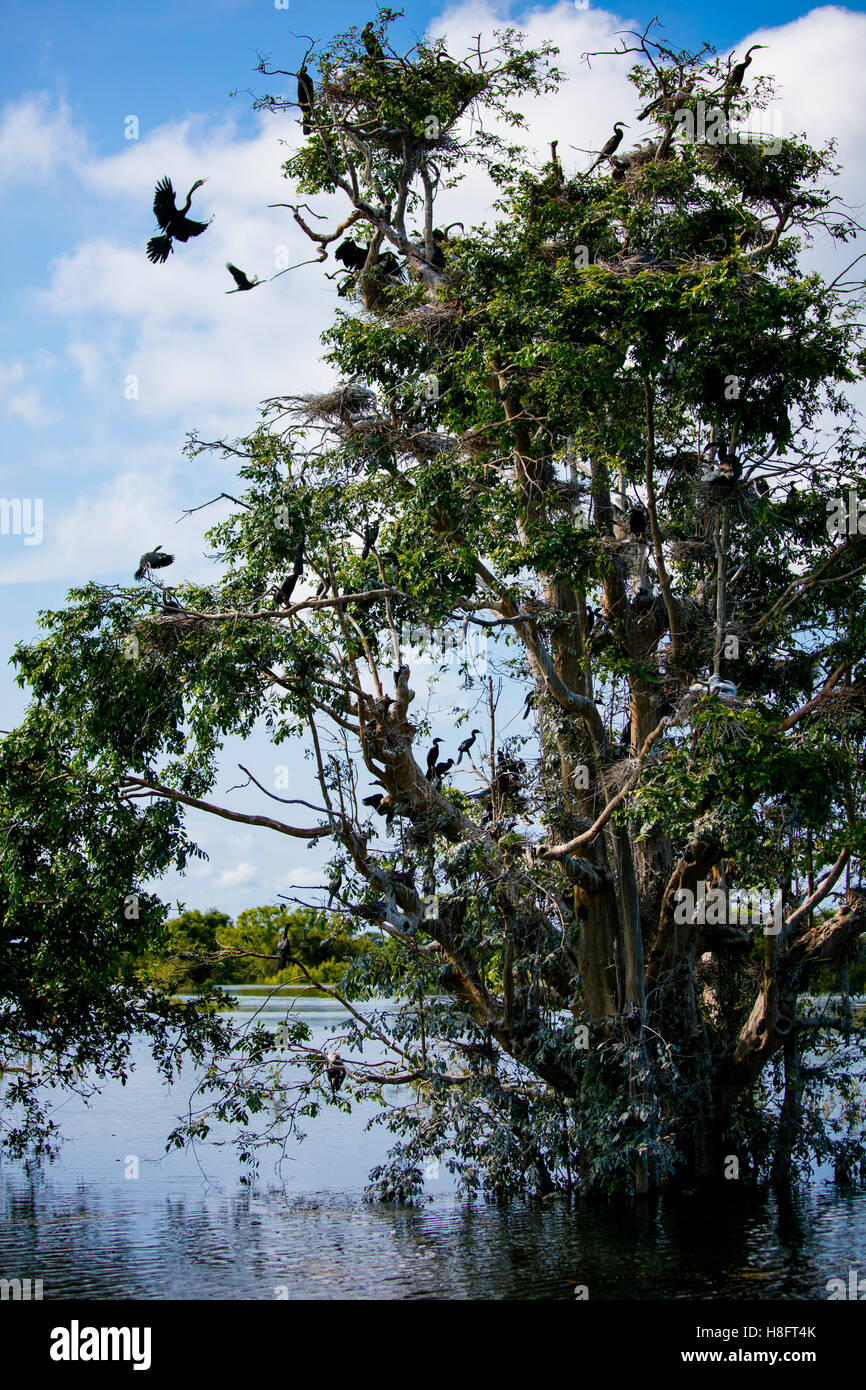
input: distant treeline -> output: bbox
[136,905,373,990]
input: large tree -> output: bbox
[3,13,866,1196]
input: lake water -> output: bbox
[1,989,864,1300]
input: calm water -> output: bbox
[1,990,864,1300]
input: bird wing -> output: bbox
[172,216,210,242]
[150,551,175,569]
[153,177,178,229]
[226,263,250,289]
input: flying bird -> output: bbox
[134,546,174,581]
[146,176,210,264]
[297,65,315,135]
[225,263,261,293]
[589,123,628,172]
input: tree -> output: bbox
[3,12,866,1196]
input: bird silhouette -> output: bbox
[297,65,314,134]
[425,739,443,778]
[335,237,368,271]
[225,263,261,293]
[146,176,210,264]
[727,45,766,94]
[590,123,628,172]
[456,729,480,765]
[325,1051,347,1093]
[277,934,292,971]
[628,507,647,538]
[134,546,174,581]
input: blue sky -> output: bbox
[2,0,865,914]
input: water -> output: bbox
[1,990,864,1300]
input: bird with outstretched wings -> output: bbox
[146,176,210,264]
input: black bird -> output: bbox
[160,590,184,614]
[589,123,628,172]
[361,22,385,61]
[297,65,314,135]
[361,521,380,560]
[433,757,455,782]
[456,729,480,765]
[335,237,368,271]
[376,251,401,278]
[146,176,210,264]
[277,934,292,971]
[754,477,770,498]
[727,45,766,94]
[585,605,597,633]
[274,543,305,607]
[135,545,174,581]
[225,263,260,293]
[522,690,535,720]
[362,791,395,824]
[429,229,447,269]
[628,507,647,538]
[426,738,443,778]
[325,1051,347,1093]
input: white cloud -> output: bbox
[214,861,258,889]
[0,95,86,186]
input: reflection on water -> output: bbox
[1,991,864,1300]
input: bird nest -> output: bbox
[594,253,673,279]
[280,385,379,426]
[406,430,456,460]
[819,684,866,717]
[389,303,463,344]
[694,475,741,506]
[669,537,714,563]
[133,613,209,653]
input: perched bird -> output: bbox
[456,729,480,765]
[297,65,315,135]
[522,690,535,720]
[146,176,210,264]
[727,45,766,95]
[753,477,770,498]
[335,237,368,271]
[134,545,174,581]
[429,229,447,269]
[325,1051,347,1093]
[274,543,305,608]
[361,521,380,560]
[361,22,385,62]
[362,791,395,824]
[160,590,184,614]
[225,263,260,293]
[433,757,455,782]
[425,738,443,778]
[277,934,292,971]
[326,869,343,909]
[589,122,628,172]
[628,507,647,538]
[585,606,597,633]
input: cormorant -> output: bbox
[361,22,385,62]
[433,757,455,782]
[429,229,447,269]
[361,521,380,560]
[277,934,292,970]
[522,690,535,720]
[325,1051,347,1093]
[146,176,210,264]
[585,606,597,633]
[134,545,174,581]
[274,543,305,607]
[326,869,343,909]
[335,237,368,271]
[456,729,480,765]
[727,45,766,94]
[362,791,395,824]
[425,738,443,778]
[225,263,261,292]
[628,507,647,538]
[589,123,628,171]
[297,66,314,134]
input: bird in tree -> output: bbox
[146,177,210,264]
[726,45,766,95]
[456,729,480,765]
[361,22,385,62]
[433,757,455,784]
[134,546,174,581]
[325,1051,347,1093]
[335,237,369,271]
[274,543,305,608]
[589,123,628,171]
[225,263,261,293]
[277,934,292,971]
[628,506,647,538]
[362,791,395,825]
[297,65,315,135]
[361,521,380,560]
[425,739,444,778]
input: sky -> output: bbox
[2,0,866,916]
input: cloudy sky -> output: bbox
[2,0,865,915]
